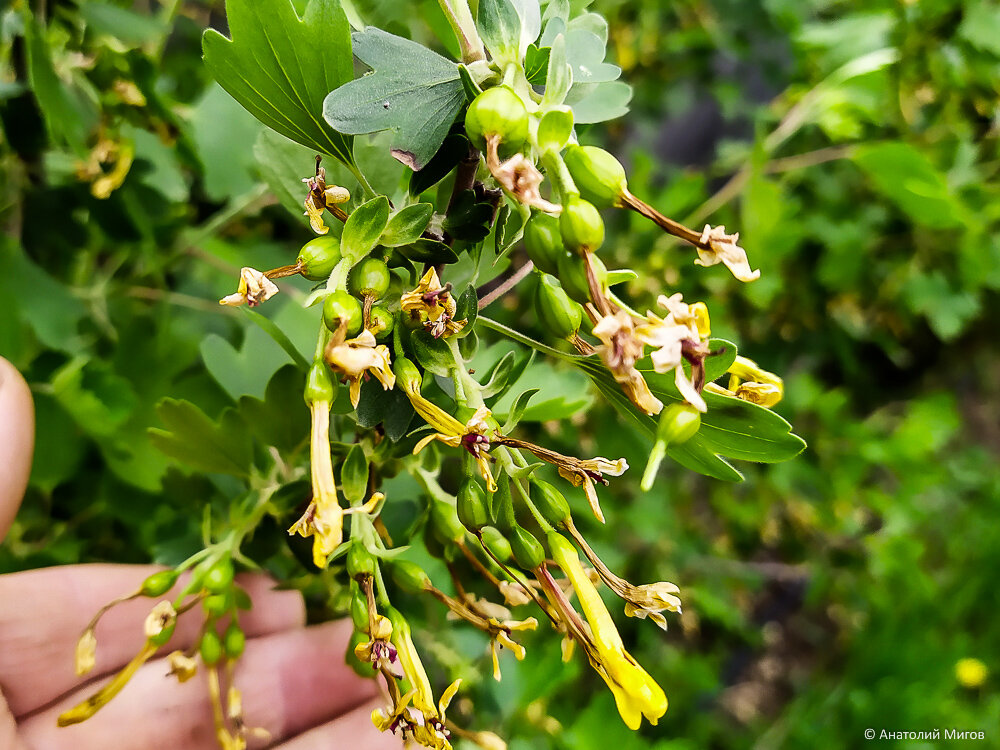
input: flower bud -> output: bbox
[523,211,567,276]
[509,525,545,570]
[75,629,97,676]
[457,478,491,531]
[534,273,583,339]
[346,542,376,579]
[348,257,391,300]
[557,251,606,304]
[223,623,245,659]
[531,479,570,526]
[322,291,363,336]
[369,304,395,340]
[203,559,234,594]
[657,402,702,445]
[559,196,605,253]
[391,559,431,593]
[304,360,335,404]
[563,145,628,208]
[296,236,342,281]
[350,585,370,632]
[465,86,529,154]
[139,570,179,597]
[431,499,466,545]
[490,473,516,532]
[203,592,230,618]
[480,526,512,562]
[200,629,223,666]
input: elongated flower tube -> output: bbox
[288,363,345,568]
[548,533,668,730]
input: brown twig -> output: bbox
[477,260,535,309]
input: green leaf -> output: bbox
[695,391,807,463]
[501,389,539,432]
[81,2,166,46]
[569,81,632,124]
[443,190,496,241]
[478,0,523,61]
[564,28,621,85]
[23,10,97,154]
[149,399,253,477]
[481,351,517,399]
[237,366,309,454]
[242,308,311,371]
[323,28,464,171]
[852,142,962,229]
[202,0,354,166]
[524,43,551,84]
[410,331,454,376]
[454,285,479,337]
[398,238,460,265]
[50,358,138,439]
[342,196,391,263]
[381,203,434,247]
[409,133,470,195]
[341,445,369,504]
[605,269,638,286]
[355,379,416,441]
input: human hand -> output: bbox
[0,356,399,750]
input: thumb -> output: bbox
[0,357,34,542]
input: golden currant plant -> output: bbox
[58,0,805,747]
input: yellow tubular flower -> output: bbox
[389,614,436,716]
[288,400,345,568]
[548,533,667,730]
[400,268,467,338]
[58,641,159,726]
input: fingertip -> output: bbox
[0,356,34,541]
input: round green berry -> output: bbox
[559,196,605,253]
[348,257,391,300]
[322,291,363,336]
[296,236,343,281]
[465,86,529,154]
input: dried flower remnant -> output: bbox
[695,224,760,282]
[401,268,467,338]
[302,157,351,234]
[218,267,280,308]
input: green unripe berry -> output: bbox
[534,273,583,338]
[347,631,377,677]
[523,212,567,276]
[149,620,176,647]
[350,585,370,632]
[531,479,571,526]
[304,360,335,404]
[224,623,245,659]
[457,479,490,531]
[139,570,179,597]
[369,305,395,340]
[423,519,447,560]
[658,402,702,445]
[480,526,512,562]
[430,500,465,545]
[563,145,628,208]
[296,236,343,281]
[322,291,363,336]
[203,593,230,617]
[203,559,234,594]
[559,196,605,253]
[465,86,529,154]
[557,251,607,304]
[391,560,431,593]
[348,257,391,300]
[393,357,422,392]
[509,525,545,570]
[346,542,376,579]
[200,629,223,666]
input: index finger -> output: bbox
[0,356,34,542]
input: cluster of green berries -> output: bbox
[297,236,395,340]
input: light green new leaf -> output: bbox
[381,203,434,247]
[323,28,464,171]
[342,196,391,262]
[149,399,253,477]
[202,0,354,166]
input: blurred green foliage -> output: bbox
[1,0,998,747]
